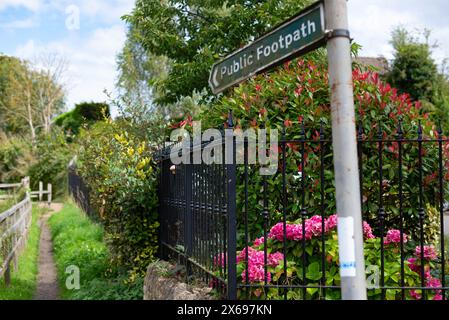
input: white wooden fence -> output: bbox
[0,177,29,199]
[0,177,52,204]
[0,180,32,286]
[30,181,52,205]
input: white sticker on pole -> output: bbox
[338,217,356,277]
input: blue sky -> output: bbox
[0,0,134,115]
[0,0,448,115]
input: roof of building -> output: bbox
[353,57,389,75]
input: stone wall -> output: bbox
[143,260,214,300]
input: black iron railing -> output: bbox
[155,127,237,299]
[68,163,93,217]
[157,113,449,300]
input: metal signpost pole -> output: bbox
[324,0,367,300]
[209,0,368,300]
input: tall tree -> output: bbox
[34,53,68,135]
[123,0,312,104]
[387,27,449,131]
[116,27,169,119]
[0,55,29,134]
[0,54,66,143]
[116,26,205,144]
[387,27,438,102]
[4,59,38,142]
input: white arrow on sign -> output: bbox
[211,67,219,88]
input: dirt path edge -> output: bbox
[33,203,62,300]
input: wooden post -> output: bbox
[12,252,18,272]
[4,263,11,287]
[47,183,52,205]
[23,176,30,190]
[39,181,43,202]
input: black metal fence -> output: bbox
[157,113,449,300]
[68,163,93,217]
[156,128,236,298]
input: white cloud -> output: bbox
[79,0,134,21]
[45,0,135,24]
[15,24,127,111]
[0,17,36,29]
[348,0,449,65]
[348,2,415,59]
[0,0,42,12]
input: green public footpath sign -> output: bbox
[209,2,326,94]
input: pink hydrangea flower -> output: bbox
[410,290,421,300]
[307,215,325,237]
[427,276,442,289]
[407,258,420,273]
[427,276,442,298]
[238,247,284,283]
[411,277,443,299]
[433,293,443,300]
[253,237,265,247]
[238,247,265,266]
[384,229,408,245]
[408,261,442,300]
[326,214,338,232]
[237,247,256,263]
[415,246,438,261]
[268,215,343,243]
[241,264,271,283]
[363,221,375,239]
[248,250,266,266]
[213,252,227,268]
[407,258,432,279]
[269,223,304,241]
[267,252,284,267]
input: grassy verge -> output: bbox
[0,205,43,300]
[48,201,143,300]
[0,198,16,213]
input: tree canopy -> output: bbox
[53,101,110,136]
[0,54,66,143]
[387,27,438,102]
[122,0,312,104]
[387,27,449,131]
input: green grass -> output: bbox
[0,190,27,213]
[48,201,143,300]
[0,206,43,300]
[0,199,15,213]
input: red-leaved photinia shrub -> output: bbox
[194,53,447,245]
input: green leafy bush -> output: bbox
[0,132,33,183]
[76,121,159,277]
[68,274,144,300]
[27,128,73,200]
[1,129,73,201]
[54,101,110,137]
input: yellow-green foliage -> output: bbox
[424,204,441,245]
[77,121,159,276]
